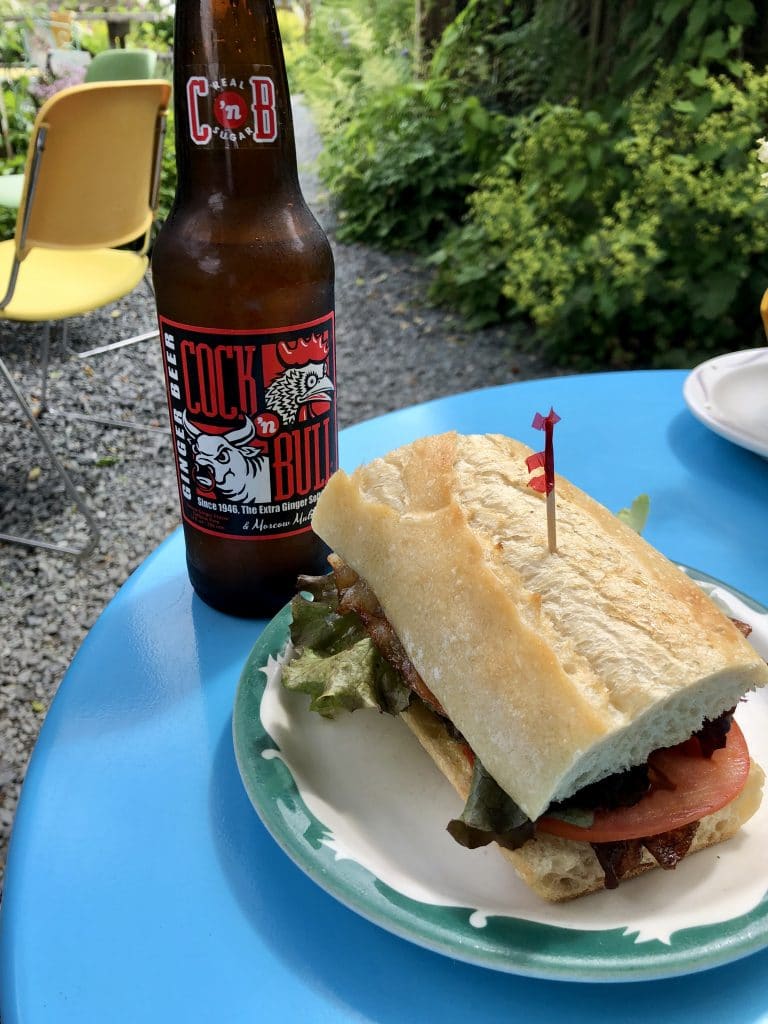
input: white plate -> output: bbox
[683,348,768,459]
[233,569,768,982]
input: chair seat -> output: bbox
[0,175,23,210]
[0,241,148,321]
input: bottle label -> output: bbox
[185,67,279,147]
[159,313,337,540]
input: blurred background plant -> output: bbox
[289,0,768,369]
[3,1,768,370]
[0,1,176,239]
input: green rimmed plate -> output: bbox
[232,569,768,982]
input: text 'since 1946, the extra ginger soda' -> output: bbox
[152,0,337,617]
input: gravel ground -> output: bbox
[0,100,557,890]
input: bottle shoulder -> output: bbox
[158,190,327,238]
[153,197,332,264]
[151,195,334,326]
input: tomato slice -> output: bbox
[537,722,750,843]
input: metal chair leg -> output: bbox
[0,353,100,559]
[43,316,168,435]
[77,278,159,358]
[77,327,159,358]
[39,320,51,411]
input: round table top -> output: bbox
[3,370,768,1023]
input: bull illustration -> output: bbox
[182,413,272,504]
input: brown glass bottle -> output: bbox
[152,0,336,618]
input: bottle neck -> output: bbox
[172,0,300,202]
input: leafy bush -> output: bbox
[432,0,767,117]
[288,0,413,135]
[155,108,177,227]
[0,78,35,238]
[319,78,510,250]
[431,63,768,368]
[431,0,586,117]
[124,15,174,54]
[290,1,506,252]
[300,0,413,70]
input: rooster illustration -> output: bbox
[264,333,334,426]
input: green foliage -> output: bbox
[431,0,586,116]
[156,108,176,226]
[0,197,18,241]
[431,0,768,117]
[0,74,34,155]
[288,0,413,135]
[431,63,768,368]
[124,16,174,54]
[0,4,177,240]
[298,0,768,366]
[0,78,33,238]
[320,78,509,250]
[292,0,507,251]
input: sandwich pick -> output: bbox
[526,407,561,552]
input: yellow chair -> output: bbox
[0,79,171,557]
[0,48,161,212]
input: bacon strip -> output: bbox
[592,840,645,889]
[592,820,700,887]
[642,822,699,869]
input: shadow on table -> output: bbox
[660,411,768,589]
[667,410,768,485]
[209,720,768,1023]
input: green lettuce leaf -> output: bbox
[282,637,410,717]
[447,759,534,851]
[616,493,650,534]
[289,574,367,654]
[283,578,411,718]
[541,806,595,829]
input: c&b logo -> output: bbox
[186,74,277,145]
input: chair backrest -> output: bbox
[84,48,158,83]
[15,80,171,260]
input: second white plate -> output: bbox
[683,348,768,459]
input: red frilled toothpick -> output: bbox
[526,408,561,553]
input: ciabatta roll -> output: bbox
[300,432,767,899]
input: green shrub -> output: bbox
[155,108,177,227]
[298,0,413,74]
[0,79,35,239]
[125,15,174,53]
[319,78,510,250]
[431,0,766,118]
[288,1,413,136]
[431,0,586,117]
[431,63,768,368]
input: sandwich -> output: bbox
[282,432,768,900]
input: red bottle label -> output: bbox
[185,68,278,147]
[159,313,337,540]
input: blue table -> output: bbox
[3,370,768,1022]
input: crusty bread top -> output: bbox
[312,433,768,820]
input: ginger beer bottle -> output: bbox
[152,0,336,617]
